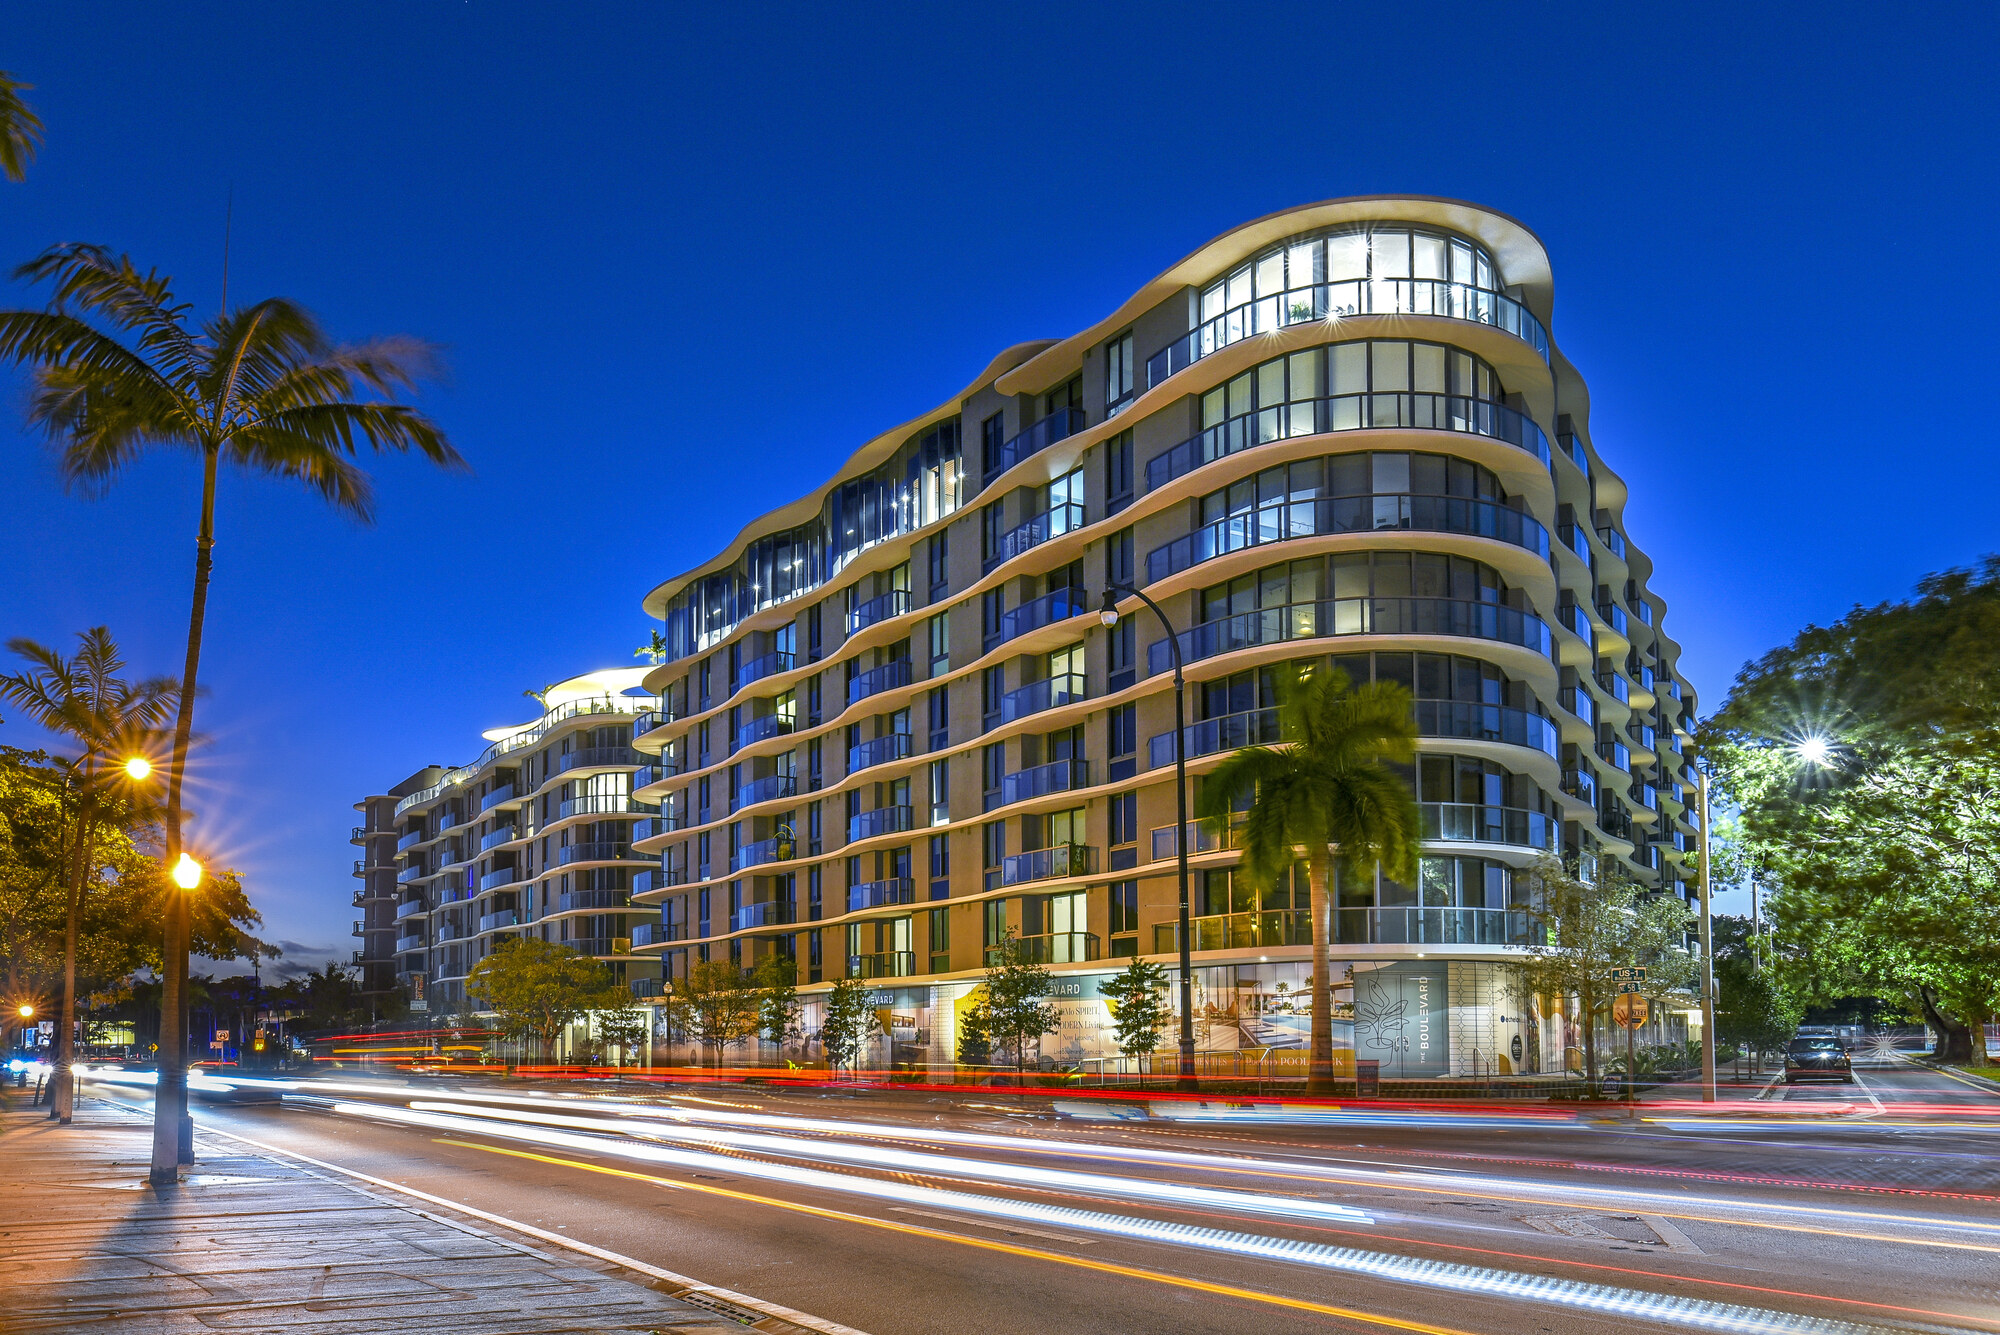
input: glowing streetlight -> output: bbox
[171,853,203,890]
[16,1004,32,1019]
[123,755,153,781]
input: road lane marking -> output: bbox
[888,1207,1095,1243]
[189,1123,871,1335]
[1846,1069,1886,1116]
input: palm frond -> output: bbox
[9,244,201,382]
[243,400,465,471]
[200,299,331,412]
[24,364,202,493]
[224,420,378,518]
[0,71,45,183]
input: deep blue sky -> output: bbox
[3,3,1993,965]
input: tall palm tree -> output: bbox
[0,70,43,182]
[0,627,178,1124]
[1196,665,1422,1093]
[0,244,463,1176]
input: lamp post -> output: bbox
[1697,765,1717,1103]
[150,850,202,1185]
[1099,586,1197,1093]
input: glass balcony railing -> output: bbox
[630,976,666,996]
[438,886,467,904]
[1150,820,1238,862]
[566,937,629,958]
[997,758,1089,807]
[992,502,1086,567]
[1562,768,1598,806]
[558,841,643,866]
[1559,684,1596,727]
[633,758,684,790]
[1146,393,1550,493]
[396,864,424,884]
[1596,527,1628,560]
[1594,602,1629,637]
[1146,278,1550,390]
[847,658,912,706]
[396,830,422,852]
[1629,723,1657,752]
[478,784,516,812]
[1153,906,1538,954]
[433,923,459,943]
[729,835,793,873]
[630,921,685,947]
[558,794,646,820]
[847,589,911,634]
[633,867,692,896]
[633,707,679,742]
[997,586,1088,644]
[1597,738,1632,772]
[1148,493,1548,583]
[735,713,794,750]
[1413,701,1559,759]
[988,932,1099,966]
[1629,782,1660,812]
[1149,707,1282,770]
[395,933,426,954]
[437,809,464,832]
[479,826,518,853]
[1557,523,1592,569]
[1634,599,1653,626]
[477,910,518,933]
[992,406,1086,475]
[631,814,685,842]
[848,804,915,842]
[477,866,518,891]
[848,950,917,980]
[1000,843,1095,886]
[847,877,915,913]
[735,773,798,810]
[998,672,1087,724]
[558,889,631,912]
[848,731,912,774]
[1150,597,1551,674]
[556,746,639,776]
[738,650,795,689]
[1596,671,1631,704]
[395,899,428,921]
[1420,802,1552,849]
[731,899,794,930]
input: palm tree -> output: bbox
[0,628,177,1124]
[0,70,43,182]
[0,244,464,1176]
[1197,665,1422,1093]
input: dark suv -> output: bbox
[1783,1037,1854,1084]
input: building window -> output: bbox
[982,742,1005,810]
[1105,429,1133,514]
[981,665,1004,732]
[929,758,950,827]
[808,866,823,920]
[981,590,1003,651]
[929,833,950,900]
[1105,332,1135,414]
[928,684,949,750]
[980,501,1005,573]
[981,412,1007,479]
[928,529,950,601]
[927,612,950,676]
[983,898,1007,947]
[929,907,950,973]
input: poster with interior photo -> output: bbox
[1226,962,1357,1055]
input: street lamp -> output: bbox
[16,1004,31,1020]
[172,853,203,890]
[123,755,153,782]
[1099,586,1197,1093]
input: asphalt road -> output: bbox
[86,1051,2000,1335]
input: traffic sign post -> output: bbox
[1612,992,1650,1114]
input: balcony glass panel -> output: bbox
[847,877,916,912]
[729,835,792,873]
[477,866,518,891]
[559,794,645,820]
[395,933,426,953]
[1594,602,1629,637]
[477,910,518,933]
[1150,597,1551,674]
[1146,276,1550,390]
[998,672,1087,724]
[1153,907,1539,954]
[479,825,518,853]
[566,937,626,957]
[993,501,1086,567]
[559,841,643,866]
[738,650,795,688]
[396,830,422,852]
[632,707,679,742]
[631,814,685,841]
[1149,706,1282,770]
[993,406,1086,475]
[1596,671,1631,704]
[558,889,631,912]
[847,589,911,634]
[1562,768,1598,805]
[1147,394,1550,492]
[1148,493,1547,583]
[630,921,685,947]
[998,758,1089,806]
[735,713,794,749]
[557,746,639,775]
[736,773,798,809]
[847,658,912,706]
[988,932,1098,965]
[630,977,666,996]
[848,731,912,773]
[731,899,794,930]
[1413,701,1558,759]
[396,864,424,884]
[848,950,916,980]
[848,804,915,841]
[1000,843,1096,886]
[633,759,684,789]
[1419,802,1552,849]
[394,899,427,921]
[632,866,692,895]
[1149,821,1232,862]
[477,785,515,812]
[996,587,1087,643]
[1596,527,1628,559]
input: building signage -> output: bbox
[1352,962,1449,1078]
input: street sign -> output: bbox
[1613,994,1650,1028]
[1609,967,1648,983]
[1617,982,1645,995]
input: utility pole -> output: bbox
[1698,767,1717,1103]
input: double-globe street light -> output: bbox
[1098,586,1197,1093]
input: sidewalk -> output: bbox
[0,1087,818,1334]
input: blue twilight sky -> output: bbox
[2,3,1994,969]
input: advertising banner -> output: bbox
[1352,961,1450,1077]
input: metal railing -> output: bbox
[848,950,917,980]
[1148,492,1547,583]
[1000,843,1095,886]
[847,658,913,706]
[731,899,794,930]
[988,932,1098,965]
[993,501,1086,566]
[735,714,794,750]
[999,672,1086,724]
[848,731,912,773]
[1152,906,1538,953]
[729,836,792,873]
[996,586,1088,644]
[1420,802,1552,849]
[735,773,798,809]
[847,589,911,634]
[847,877,916,912]
[738,650,795,689]
[990,406,1086,475]
[1150,597,1551,674]
[849,805,915,841]
[997,758,1089,806]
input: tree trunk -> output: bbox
[1581,990,1599,1088]
[153,445,218,1185]
[1918,986,1973,1063]
[53,793,97,1125]
[1306,852,1335,1094]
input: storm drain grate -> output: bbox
[666,1288,769,1326]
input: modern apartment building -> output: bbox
[350,768,439,1001]
[367,669,664,1013]
[623,197,1701,1077]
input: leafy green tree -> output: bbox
[668,958,759,1067]
[1516,855,1696,1087]
[1198,664,1420,1093]
[954,993,992,1068]
[0,70,42,182]
[981,931,1060,1082]
[0,628,177,1122]
[593,1003,652,1066]
[466,938,617,1063]
[0,244,464,1162]
[754,952,802,1056]
[1708,559,2000,1062]
[1098,958,1171,1072]
[819,978,878,1074]
[1716,959,1801,1073]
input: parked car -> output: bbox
[1783,1036,1854,1083]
